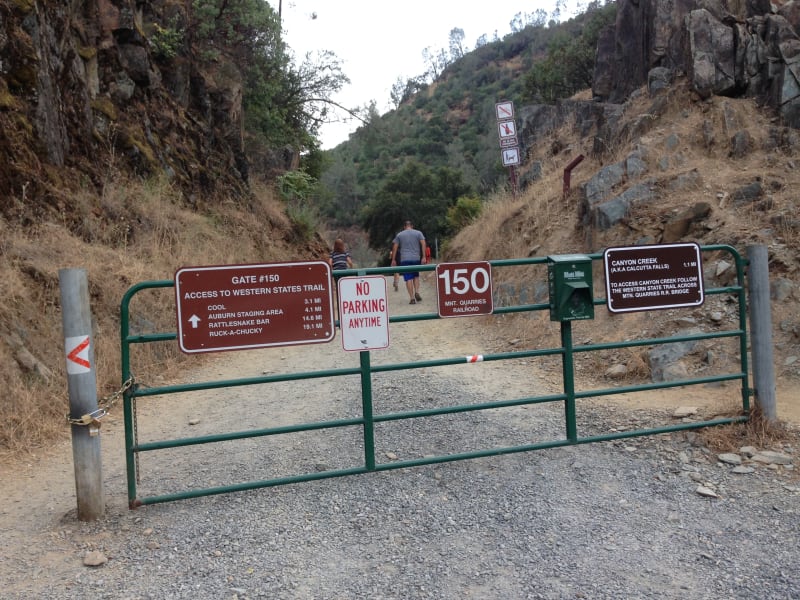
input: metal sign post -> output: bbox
[747,245,777,421]
[59,268,105,521]
[495,100,520,197]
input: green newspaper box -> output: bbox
[547,254,594,322]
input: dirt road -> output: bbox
[0,277,796,598]
[0,273,527,589]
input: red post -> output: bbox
[563,154,585,199]
[509,166,518,198]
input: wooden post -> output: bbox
[746,245,777,422]
[509,166,518,199]
[563,154,585,199]
[59,268,105,520]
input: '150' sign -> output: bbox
[435,261,493,318]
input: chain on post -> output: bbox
[65,376,135,432]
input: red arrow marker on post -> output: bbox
[66,335,91,372]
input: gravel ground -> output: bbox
[1,276,799,599]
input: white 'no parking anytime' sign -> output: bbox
[337,275,389,351]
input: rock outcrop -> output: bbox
[592,0,800,127]
[0,0,254,218]
[517,0,800,237]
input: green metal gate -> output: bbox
[120,245,750,507]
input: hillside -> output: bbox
[444,80,800,421]
[318,10,604,226]
[0,0,334,453]
[323,0,800,420]
[0,175,331,453]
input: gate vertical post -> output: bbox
[359,350,376,470]
[561,321,578,441]
[120,285,139,507]
[59,268,105,520]
[746,245,777,422]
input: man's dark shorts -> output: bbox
[400,260,421,281]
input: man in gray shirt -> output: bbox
[390,220,427,304]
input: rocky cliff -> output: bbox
[516,0,800,235]
[593,0,800,124]
[519,0,800,149]
[0,0,255,223]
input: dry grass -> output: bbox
[700,406,799,455]
[0,174,326,455]
[622,348,651,378]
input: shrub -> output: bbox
[150,22,183,60]
[447,196,483,231]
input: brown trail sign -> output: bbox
[175,261,335,353]
[603,243,704,313]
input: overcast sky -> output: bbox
[274,1,576,149]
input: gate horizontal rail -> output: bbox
[121,245,750,507]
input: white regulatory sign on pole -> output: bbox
[497,120,517,139]
[338,276,389,351]
[495,100,514,120]
[502,146,520,166]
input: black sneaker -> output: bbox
[409,299,416,304]
[414,292,422,301]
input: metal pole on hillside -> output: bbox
[59,268,105,520]
[746,245,777,422]
[509,166,518,199]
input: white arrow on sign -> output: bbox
[188,315,202,328]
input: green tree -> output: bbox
[277,170,317,202]
[523,3,616,103]
[361,162,472,250]
[421,46,441,81]
[320,155,362,225]
[276,170,322,240]
[244,48,349,150]
[299,139,329,181]
[390,76,428,108]
[510,12,525,33]
[191,0,349,152]
[449,28,466,61]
